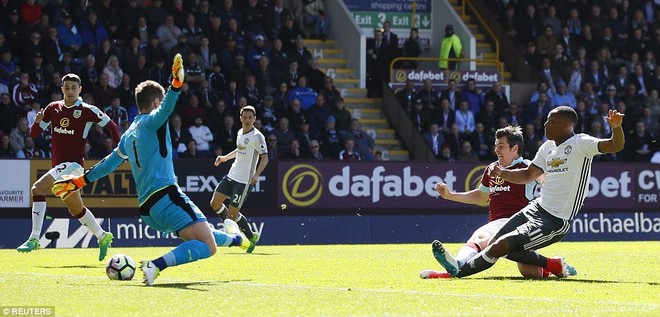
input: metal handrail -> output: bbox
[459,0,500,65]
[388,57,505,84]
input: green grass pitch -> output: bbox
[1,242,659,316]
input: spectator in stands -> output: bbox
[625,121,656,162]
[180,139,204,159]
[23,31,44,62]
[564,59,584,95]
[396,80,417,112]
[170,34,195,63]
[523,41,542,71]
[536,25,558,57]
[410,98,432,134]
[56,11,82,57]
[423,122,445,159]
[181,13,203,47]
[600,85,621,110]
[456,140,479,162]
[273,81,290,116]
[639,106,658,135]
[10,117,30,153]
[291,37,313,74]
[522,123,541,159]
[402,27,422,69]
[574,101,592,134]
[500,102,521,127]
[80,10,107,56]
[286,98,307,132]
[104,96,128,127]
[439,145,455,162]
[225,18,247,51]
[183,52,205,92]
[132,15,150,49]
[42,27,63,69]
[649,88,660,121]
[470,122,495,161]
[303,0,330,40]
[517,5,542,46]
[577,81,599,114]
[439,24,462,70]
[306,58,326,92]
[529,81,556,105]
[5,8,27,57]
[265,133,280,160]
[92,73,115,109]
[553,81,577,108]
[280,15,303,53]
[188,116,214,157]
[102,55,123,89]
[366,29,392,98]
[243,74,261,107]
[0,93,18,136]
[295,119,313,158]
[435,99,455,136]
[444,123,463,156]
[282,138,304,159]
[484,81,508,114]
[476,100,499,135]
[525,91,553,125]
[216,114,238,153]
[345,119,375,161]
[307,94,331,140]
[273,116,295,154]
[566,8,581,36]
[417,79,440,111]
[455,100,476,134]
[156,15,182,53]
[246,34,270,72]
[462,78,484,115]
[148,57,168,87]
[122,37,145,72]
[551,44,570,74]
[339,138,360,161]
[228,55,251,88]
[585,60,608,95]
[622,83,646,117]
[264,0,292,41]
[319,115,341,159]
[289,75,317,110]
[145,35,168,69]
[538,57,561,92]
[169,114,191,157]
[308,139,324,160]
[0,134,15,158]
[270,39,290,75]
[0,51,17,90]
[543,5,562,37]
[11,73,39,114]
[629,63,651,96]
[256,95,277,133]
[223,79,244,112]
[16,135,46,159]
[440,79,464,110]
[330,98,351,137]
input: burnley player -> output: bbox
[421,126,576,279]
[432,107,625,278]
[17,73,120,261]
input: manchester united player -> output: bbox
[420,126,576,279]
[432,107,624,279]
[17,73,120,261]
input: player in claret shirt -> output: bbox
[421,126,575,279]
[17,73,120,261]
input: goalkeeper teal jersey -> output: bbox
[86,88,180,205]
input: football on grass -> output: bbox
[106,254,136,280]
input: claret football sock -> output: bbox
[29,197,47,240]
[236,214,254,239]
[75,207,105,239]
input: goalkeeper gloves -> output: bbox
[52,174,88,200]
[171,53,185,88]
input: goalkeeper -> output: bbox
[53,54,249,286]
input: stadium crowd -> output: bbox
[0,0,658,163]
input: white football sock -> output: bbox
[30,201,47,240]
[456,245,479,266]
[77,208,105,239]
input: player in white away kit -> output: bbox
[210,105,269,253]
[431,106,625,278]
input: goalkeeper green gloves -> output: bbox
[172,53,184,88]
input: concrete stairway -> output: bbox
[306,39,410,161]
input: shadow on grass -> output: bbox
[121,279,253,291]
[37,265,99,269]
[474,276,659,286]
[222,252,278,256]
